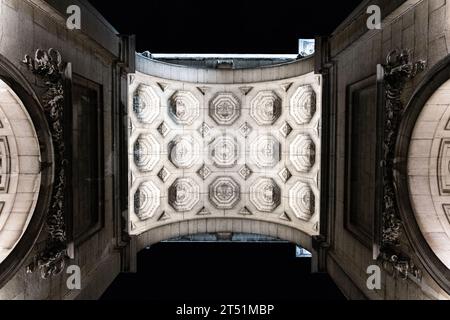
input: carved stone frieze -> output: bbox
[23,48,68,279]
[378,49,426,280]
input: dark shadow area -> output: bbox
[88,0,364,53]
[101,242,345,301]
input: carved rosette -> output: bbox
[250,178,281,213]
[134,181,161,220]
[290,134,316,173]
[22,49,68,279]
[249,134,281,169]
[290,85,316,125]
[169,135,201,169]
[134,133,161,172]
[209,135,240,168]
[169,178,200,212]
[289,181,315,221]
[378,49,426,280]
[133,85,160,124]
[209,92,241,125]
[250,91,282,126]
[209,177,241,210]
[169,91,200,125]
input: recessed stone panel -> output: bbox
[169,178,200,212]
[209,135,240,168]
[289,181,315,221]
[209,177,241,210]
[250,134,281,169]
[169,135,201,169]
[133,84,160,124]
[134,181,161,220]
[290,85,316,125]
[134,133,161,172]
[250,91,282,125]
[209,92,241,125]
[169,91,200,125]
[250,178,281,212]
[290,134,315,173]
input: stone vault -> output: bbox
[128,59,321,238]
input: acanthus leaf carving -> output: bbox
[378,49,426,281]
[22,48,68,279]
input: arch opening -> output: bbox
[0,78,41,264]
[396,55,450,294]
[101,233,344,301]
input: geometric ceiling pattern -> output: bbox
[128,72,321,237]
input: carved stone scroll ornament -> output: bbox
[378,49,425,280]
[22,49,68,279]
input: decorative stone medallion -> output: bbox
[169,178,200,212]
[278,167,292,183]
[290,134,315,173]
[133,85,160,124]
[209,177,241,209]
[250,134,281,169]
[134,134,161,172]
[250,91,282,125]
[279,122,293,138]
[239,122,253,138]
[239,165,253,180]
[209,92,241,125]
[169,91,200,125]
[134,181,161,220]
[250,178,281,212]
[157,167,171,182]
[289,181,315,221]
[197,164,212,180]
[198,122,211,137]
[290,85,316,125]
[157,122,171,137]
[209,135,240,168]
[169,135,201,169]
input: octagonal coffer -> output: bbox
[290,134,316,173]
[209,134,240,168]
[209,92,241,125]
[134,181,161,220]
[250,178,281,212]
[133,84,160,124]
[169,90,200,125]
[169,178,200,212]
[289,181,315,221]
[249,134,281,169]
[134,133,161,172]
[209,176,241,210]
[169,135,201,169]
[250,90,282,126]
[290,85,316,125]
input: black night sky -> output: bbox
[89,0,364,53]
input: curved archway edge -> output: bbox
[135,218,313,253]
[396,54,450,295]
[0,54,54,289]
